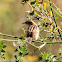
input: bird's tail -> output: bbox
[25,37,32,43]
[25,37,37,55]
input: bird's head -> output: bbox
[22,20,34,25]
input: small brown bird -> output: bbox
[23,20,39,44]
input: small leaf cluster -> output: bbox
[0,41,6,59]
[42,52,58,62]
[14,44,28,62]
[39,52,58,62]
[59,48,62,56]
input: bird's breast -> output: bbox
[27,25,39,40]
[33,27,39,40]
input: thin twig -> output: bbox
[48,5,62,18]
[0,32,21,39]
[0,39,18,41]
[34,9,52,23]
[0,33,39,48]
[53,3,62,14]
[33,41,62,44]
[45,0,62,15]
[24,40,39,48]
[42,29,53,33]
[27,2,33,9]
[0,34,62,45]
[49,0,61,37]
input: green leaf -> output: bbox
[53,25,55,30]
[35,0,37,2]
[25,53,28,55]
[55,26,59,30]
[1,49,5,52]
[39,35,42,38]
[0,41,3,45]
[48,53,51,58]
[14,55,17,59]
[0,45,2,50]
[43,26,46,29]
[15,49,18,52]
[23,50,27,55]
[20,47,26,52]
[30,1,36,5]
[61,33,62,37]
[54,31,58,35]
[43,23,45,26]
[59,48,62,55]
[2,57,5,59]
[50,55,54,59]
[0,54,4,57]
[22,47,26,51]
[29,11,34,15]
[20,47,22,51]
[19,52,23,56]
[43,52,47,60]
[3,44,6,48]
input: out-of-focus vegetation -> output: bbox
[0,0,62,62]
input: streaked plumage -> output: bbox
[23,20,39,44]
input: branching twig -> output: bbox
[0,33,62,44]
[24,40,39,48]
[0,39,18,41]
[0,32,21,39]
[41,29,53,33]
[45,0,62,15]
[48,5,62,18]
[33,41,62,44]
[49,0,61,37]
[27,1,62,32]
[27,2,32,9]
[0,33,39,48]
[27,2,52,23]
[34,9,52,23]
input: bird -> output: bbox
[23,20,39,44]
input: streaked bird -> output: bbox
[23,20,39,44]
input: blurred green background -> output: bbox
[0,0,62,62]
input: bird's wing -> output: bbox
[26,25,36,37]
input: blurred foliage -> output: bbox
[0,41,6,59]
[42,52,58,62]
[14,44,28,62]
